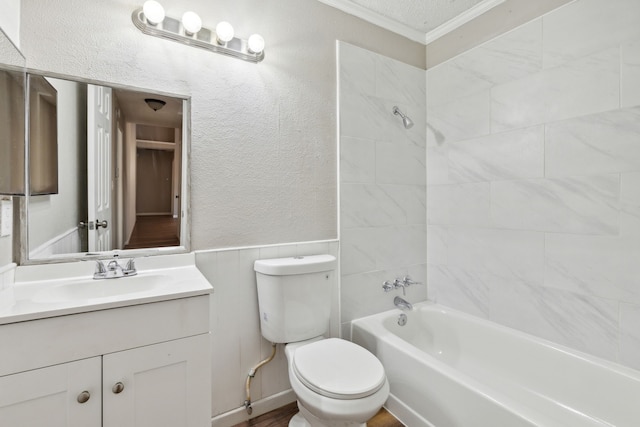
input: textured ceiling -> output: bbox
[347,0,486,34]
[317,0,502,43]
[114,89,183,128]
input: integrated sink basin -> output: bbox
[32,273,172,304]
[0,253,213,325]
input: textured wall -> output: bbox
[0,0,20,48]
[19,0,424,252]
[339,42,427,331]
[426,0,640,369]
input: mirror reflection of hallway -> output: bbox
[124,124,181,250]
[124,215,179,249]
[25,76,187,260]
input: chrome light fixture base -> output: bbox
[131,8,265,63]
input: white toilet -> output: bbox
[254,254,389,427]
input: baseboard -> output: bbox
[210,389,296,427]
[385,394,434,427]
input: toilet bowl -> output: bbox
[285,338,390,427]
[254,255,390,426]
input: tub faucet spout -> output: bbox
[394,296,413,311]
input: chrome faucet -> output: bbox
[394,296,413,311]
[382,275,423,296]
[94,257,137,279]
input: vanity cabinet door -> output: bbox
[0,357,101,427]
[102,333,211,427]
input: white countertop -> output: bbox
[0,253,213,325]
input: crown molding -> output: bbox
[425,0,506,44]
[316,0,427,44]
[318,0,506,46]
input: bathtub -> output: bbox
[351,302,640,427]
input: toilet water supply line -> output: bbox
[244,342,277,415]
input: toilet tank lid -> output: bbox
[254,254,336,276]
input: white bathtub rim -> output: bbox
[353,301,640,381]
[351,305,548,426]
[354,316,550,426]
[351,301,640,427]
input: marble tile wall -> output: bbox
[338,42,428,333]
[426,0,640,370]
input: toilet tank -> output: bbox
[254,254,337,343]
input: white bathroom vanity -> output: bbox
[0,253,212,427]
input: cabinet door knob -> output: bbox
[112,382,125,394]
[77,391,91,404]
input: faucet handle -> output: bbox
[123,258,138,276]
[382,281,395,292]
[92,260,108,279]
[94,260,107,274]
[403,276,422,286]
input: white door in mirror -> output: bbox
[87,85,113,252]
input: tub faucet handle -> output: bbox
[382,280,395,292]
[403,276,422,286]
[393,278,407,295]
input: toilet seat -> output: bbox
[292,338,386,400]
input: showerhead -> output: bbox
[392,106,414,129]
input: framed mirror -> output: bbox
[22,74,190,263]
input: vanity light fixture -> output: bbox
[181,11,202,36]
[247,34,265,55]
[142,0,165,25]
[132,1,265,63]
[215,21,234,45]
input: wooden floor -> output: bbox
[231,402,404,427]
[124,215,180,249]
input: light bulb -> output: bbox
[181,11,202,35]
[247,34,265,54]
[215,21,234,44]
[142,0,165,25]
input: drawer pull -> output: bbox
[112,382,125,394]
[77,391,91,404]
